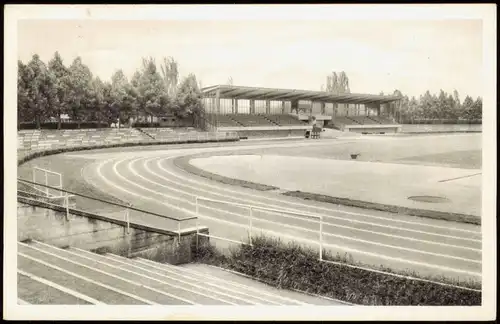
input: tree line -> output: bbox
[17,52,205,129]
[321,72,482,123]
[389,89,482,124]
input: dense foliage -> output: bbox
[18,53,204,129]
[194,235,481,306]
[320,72,481,123]
[386,89,482,123]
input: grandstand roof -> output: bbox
[202,85,402,104]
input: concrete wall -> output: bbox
[237,129,306,138]
[346,127,399,134]
[401,124,482,133]
[18,203,208,265]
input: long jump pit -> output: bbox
[188,153,481,221]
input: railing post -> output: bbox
[65,193,70,221]
[45,172,49,197]
[32,170,36,192]
[319,216,323,261]
[195,197,200,249]
[178,221,181,245]
[249,207,253,246]
[126,204,130,235]
[196,220,199,251]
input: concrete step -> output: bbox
[18,242,187,305]
[94,251,270,305]
[135,258,309,306]
[69,248,246,305]
[17,271,93,305]
[17,254,146,305]
[27,241,226,305]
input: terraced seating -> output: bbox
[206,114,242,127]
[17,129,152,152]
[142,127,206,141]
[229,114,275,127]
[347,116,380,125]
[261,114,305,126]
[17,240,328,305]
[369,116,398,124]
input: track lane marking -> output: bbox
[139,156,481,246]
[99,158,481,266]
[157,156,481,235]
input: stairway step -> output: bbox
[136,258,308,305]
[95,252,261,305]
[29,241,226,305]
[18,249,152,305]
[17,271,93,305]
[18,242,187,305]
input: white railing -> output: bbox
[194,196,324,259]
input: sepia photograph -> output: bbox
[4,4,496,321]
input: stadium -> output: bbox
[16,83,483,307]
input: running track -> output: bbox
[69,138,482,282]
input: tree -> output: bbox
[87,76,106,125]
[227,76,234,85]
[109,69,131,126]
[17,60,31,128]
[437,89,454,120]
[66,57,93,128]
[452,90,463,120]
[24,54,57,129]
[160,56,179,97]
[471,97,482,120]
[136,57,169,120]
[461,95,475,120]
[337,71,350,94]
[47,51,70,129]
[174,74,203,127]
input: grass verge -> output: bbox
[193,235,481,306]
[174,154,480,225]
[283,190,480,225]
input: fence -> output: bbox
[17,178,197,241]
[16,177,480,291]
[194,196,325,260]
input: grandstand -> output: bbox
[201,85,403,136]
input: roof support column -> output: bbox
[250,99,255,114]
[281,101,285,114]
[233,99,238,114]
[215,88,221,115]
[265,100,270,114]
[321,102,325,115]
[291,100,298,114]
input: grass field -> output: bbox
[226,133,482,170]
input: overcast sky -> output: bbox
[17,18,483,99]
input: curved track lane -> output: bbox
[78,140,482,282]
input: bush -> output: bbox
[131,122,161,128]
[194,235,481,306]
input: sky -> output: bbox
[17,17,483,100]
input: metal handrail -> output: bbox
[196,196,322,220]
[196,196,324,259]
[17,178,197,222]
